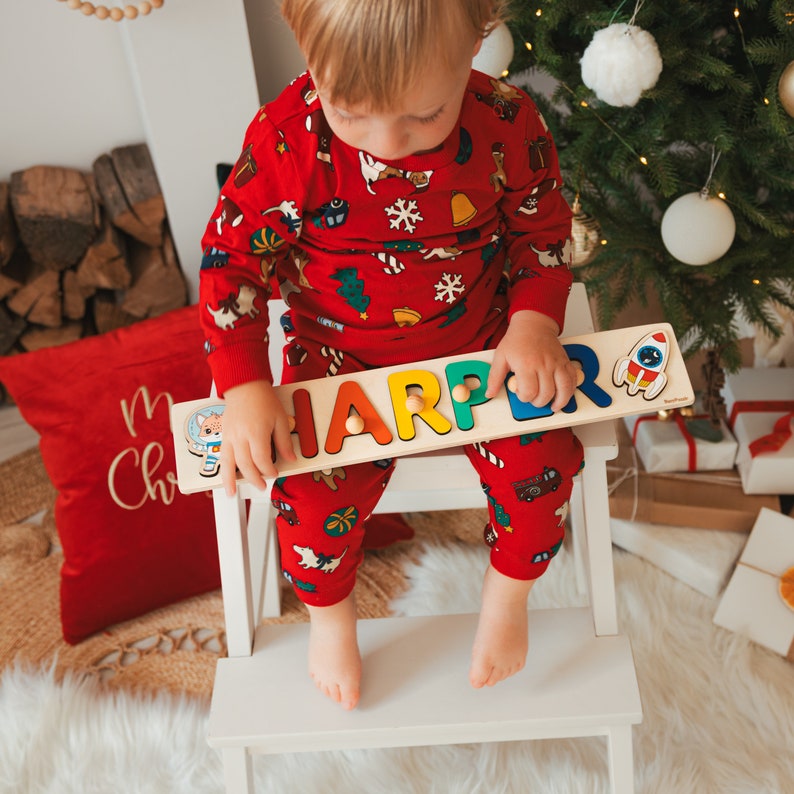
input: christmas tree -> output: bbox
[506,0,794,401]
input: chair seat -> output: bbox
[208,607,642,754]
[376,450,485,512]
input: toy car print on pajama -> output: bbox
[199,69,583,607]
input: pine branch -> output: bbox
[506,0,794,369]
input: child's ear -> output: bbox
[473,37,484,58]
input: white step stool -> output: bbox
[197,284,644,793]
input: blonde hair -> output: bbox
[281,0,510,111]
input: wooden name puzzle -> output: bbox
[172,323,694,494]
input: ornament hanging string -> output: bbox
[700,145,722,199]
[609,0,646,27]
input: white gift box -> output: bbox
[722,368,794,495]
[623,413,738,473]
[611,518,747,598]
[713,507,794,660]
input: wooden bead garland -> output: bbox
[58,0,164,21]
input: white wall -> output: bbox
[244,0,305,103]
[0,0,271,303]
[0,3,144,180]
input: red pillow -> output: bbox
[0,306,219,644]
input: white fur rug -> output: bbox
[1,537,793,794]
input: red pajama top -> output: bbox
[199,69,573,395]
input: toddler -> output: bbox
[199,0,583,711]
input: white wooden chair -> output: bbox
[205,283,642,793]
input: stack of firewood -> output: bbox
[0,143,187,359]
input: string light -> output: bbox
[535,8,542,17]
[562,83,651,168]
[733,3,769,107]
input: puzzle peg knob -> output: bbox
[287,415,296,432]
[573,365,585,387]
[345,415,366,435]
[507,375,517,394]
[405,394,425,413]
[452,383,471,402]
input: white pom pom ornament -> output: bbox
[660,192,736,266]
[580,23,663,107]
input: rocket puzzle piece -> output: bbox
[612,330,670,400]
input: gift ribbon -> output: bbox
[728,400,794,428]
[728,400,794,459]
[632,412,699,472]
[748,412,793,458]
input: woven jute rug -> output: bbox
[0,446,485,702]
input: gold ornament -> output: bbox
[778,60,794,118]
[571,197,602,267]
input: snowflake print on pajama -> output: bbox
[384,198,423,234]
[435,272,466,304]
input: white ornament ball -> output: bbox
[660,192,736,266]
[580,23,663,107]
[473,21,514,78]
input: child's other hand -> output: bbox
[220,380,297,496]
[485,310,578,412]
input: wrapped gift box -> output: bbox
[608,423,779,531]
[612,518,747,598]
[713,508,794,660]
[722,368,794,495]
[623,413,738,473]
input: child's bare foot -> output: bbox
[306,593,361,710]
[469,565,534,688]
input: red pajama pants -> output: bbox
[272,334,584,608]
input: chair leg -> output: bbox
[579,454,619,636]
[569,477,588,596]
[606,724,635,794]
[222,746,254,794]
[212,490,255,658]
[261,503,282,618]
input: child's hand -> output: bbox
[485,310,578,412]
[220,379,297,496]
